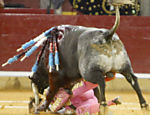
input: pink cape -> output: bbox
[71,81,99,115]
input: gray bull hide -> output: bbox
[34,6,148,113]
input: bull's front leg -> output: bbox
[31,82,40,114]
[36,87,59,112]
[36,71,60,112]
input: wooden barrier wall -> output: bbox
[0,13,150,73]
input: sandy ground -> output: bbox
[0,90,150,115]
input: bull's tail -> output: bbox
[108,5,120,37]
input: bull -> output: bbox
[28,6,148,114]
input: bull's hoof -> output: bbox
[36,101,49,112]
[36,105,47,112]
[141,104,150,115]
[141,103,149,109]
[28,97,38,114]
[28,97,43,114]
[34,110,40,114]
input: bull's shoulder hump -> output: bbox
[79,28,106,36]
